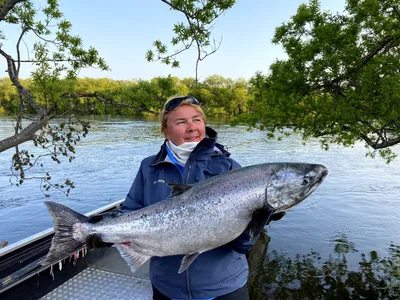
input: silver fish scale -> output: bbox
[40,268,152,300]
[93,166,270,256]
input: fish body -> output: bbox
[42,162,328,274]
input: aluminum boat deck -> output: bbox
[40,247,152,300]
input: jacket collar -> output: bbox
[151,126,229,165]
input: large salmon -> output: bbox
[42,162,328,274]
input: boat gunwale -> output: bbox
[0,199,124,257]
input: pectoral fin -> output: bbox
[178,252,201,274]
[248,209,273,241]
[114,243,151,274]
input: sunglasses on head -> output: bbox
[164,96,200,113]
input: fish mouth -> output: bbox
[317,169,328,183]
[307,168,328,194]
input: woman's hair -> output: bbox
[160,95,207,132]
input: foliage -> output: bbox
[146,0,236,84]
[250,236,400,299]
[240,0,400,163]
[0,77,27,114]
[0,0,109,196]
[0,75,250,118]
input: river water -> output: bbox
[0,116,399,264]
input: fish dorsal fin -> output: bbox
[167,183,193,197]
[114,243,151,274]
[178,252,201,274]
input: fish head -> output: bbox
[265,163,328,212]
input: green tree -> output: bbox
[146,0,236,86]
[198,75,249,116]
[0,0,109,195]
[0,77,26,114]
[243,0,400,162]
[151,75,180,109]
[219,77,250,116]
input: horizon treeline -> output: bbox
[0,75,252,117]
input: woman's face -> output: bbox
[163,105,206,146]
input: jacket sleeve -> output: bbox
[120,162,145,212]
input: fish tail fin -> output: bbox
[41,201,89,266]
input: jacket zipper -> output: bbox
[186,268,192,299]
[185,164,192,183]
[185,145,202,183]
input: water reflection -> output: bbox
[248,232,400,299]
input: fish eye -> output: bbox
[302,177,310,185]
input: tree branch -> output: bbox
[359,133,400,149]
[61,92,133,108]
[358,119,386,143]
[0,116,50,152]
[19,58,82,63]
[0,48,42,112]
[155,38,195,61]
[0,0,24,21]
[161,0,195,18]
[301,35,394,98]
[61,92,159,114]
[16,27,27,76]
[392,5,400,19]
[28,25,58,44]
[159,0,230,86]
[315,122,400,149]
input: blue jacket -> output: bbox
[122,127,256,299]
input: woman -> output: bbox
[88,95,283,299]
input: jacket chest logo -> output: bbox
[153,179,166,185]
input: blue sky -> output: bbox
[2,0,346,81]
